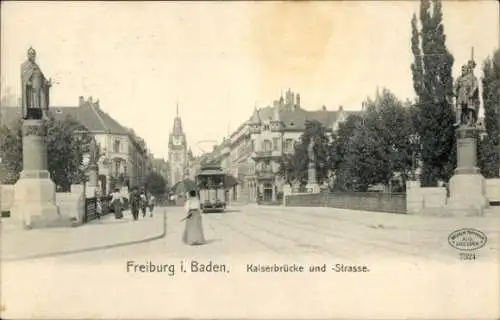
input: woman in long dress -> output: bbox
[110,188,123,219]
[182,190,206,245]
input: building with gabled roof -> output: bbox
[208,89,361,204]
[0,96,153,193]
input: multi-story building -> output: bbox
[208,89,359,204]
[0,96,153,193]
[168,107,191,186]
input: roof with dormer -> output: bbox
[0,99,129,135]
[247,105,360,131]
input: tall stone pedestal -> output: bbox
[306,162,320,194]
[85,165,99,198]
[445,126,489,216]
[10,119,73,229]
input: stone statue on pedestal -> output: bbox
[21,47,52,120]
[441,49,489,217]
[10,48,73,228]
[454,58,480,127]
[85,138,101,198]
[308,138,316,163]
[306,138,320,194]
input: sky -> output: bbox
[1,1,498,159]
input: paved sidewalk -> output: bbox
[1,208,166,261]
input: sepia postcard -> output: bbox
[1,0,499,319]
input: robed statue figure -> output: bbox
[21,47,52,120]
[308,138,316,163]
[88,138,101,167]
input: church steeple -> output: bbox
[172,103,184,136]
[168,101,188,186]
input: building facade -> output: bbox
[208,89,358,204]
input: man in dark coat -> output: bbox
[129,187,141,221]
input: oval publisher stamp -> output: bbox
[448,228,487,251]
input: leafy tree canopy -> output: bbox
[277,120,331,186]
[478,48,500,177]
[410,0,456,186]
[0,115,91,191]
[145,171,167,197]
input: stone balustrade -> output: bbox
[284,192,407,214]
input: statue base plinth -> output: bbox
[85,184,99,198]
[10,170,75,229]
[439,125,489,217]
[305,183,321,194]
[86,166,99,187]
[444,173,489,217]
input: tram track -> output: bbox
[213,213,359,261]
[278,211,430,248]
[244,210,438,260]
[239,218,358,261]
[214,219,287,255]
[283,207,500,234]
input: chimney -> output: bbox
[295,93,301,109]
[95,99,100,108]
[322,105,326,111]
[89,96,93,103]
[338,105,343,111]
[78,96,85,106]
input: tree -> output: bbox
[478,49,500,177]
[0,120,23,184]
[330,90,416,191]
[277,148,307,186]
[46,115,92,191]
[329,114,366,191]
[277,120,331,186]
[145,171,167,197]
[0,115,91,190]
[410,0,456,186]
[365,89,417,187]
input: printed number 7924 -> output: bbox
[460,252,477,260]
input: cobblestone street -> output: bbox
[2,205,499,318]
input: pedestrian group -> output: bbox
[109,187,156,221]
[103,186,206,247]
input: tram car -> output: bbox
[196,164,226,213]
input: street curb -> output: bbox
[2,209,167,262]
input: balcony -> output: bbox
[251,150,282,159]
[256,169,275,180]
